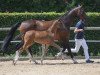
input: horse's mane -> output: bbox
[58,6,81,21]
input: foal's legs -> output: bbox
[41,43,61,64]
[13,41,23,65]
[41,44,49,65]
[13,50,21,65]
[13,41,24,65]
[51,42,65,59]
[26,49,38,64]
[28,47,33,62]
[13,41,38,65]
[22,41,38,64]
[51,42,62,51]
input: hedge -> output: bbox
[0,12,100,27]
[0,12,100,56]
[0,12,61,27]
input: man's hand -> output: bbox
[74,28,84,33]
[79,29,84,32]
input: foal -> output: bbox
[13,20,61,65]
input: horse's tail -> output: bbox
[1,22,21,52]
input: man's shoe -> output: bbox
[86,60,94,63]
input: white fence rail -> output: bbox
[0,27,100,31]
[0,27,100,43]
[0,40,100,44]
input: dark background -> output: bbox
[0,0,100,12]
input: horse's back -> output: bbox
[19,19,56,33]
[19,19,37,33]
[35,20,56,30]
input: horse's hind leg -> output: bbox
[15,41,24,50]
[41,44,49,65]
[13,50,22,65]
[13,41,31,65]
[13,41,24,65]
[22,38,38,64]
[27,46,33,62]
[13,33,23,40]
[26,48,38,64]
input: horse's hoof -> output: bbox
[35,62,39,64]
[61,54,67,60]
[73,61,78,64]
[55,54,62,59]
[54,55,58,59]
[12,60,16,66]
[29,60,32,62]
[61,58,65,60]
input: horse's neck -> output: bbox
[61,11,75,27]
[47,20,58,33]
[66,11,75,21]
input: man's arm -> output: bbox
[74,28,84,33]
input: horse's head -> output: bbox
[74,5,86,20]
[58,5,86,28]
[60,5,86,22]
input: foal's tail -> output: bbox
[1,22,21,52]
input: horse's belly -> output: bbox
[34,33,54,44]
[54,29,69,40]
[34,38,54,44]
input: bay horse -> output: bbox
[1,6,86,64]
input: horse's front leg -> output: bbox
[41,44,49,65]
[51,42,64,59]
[51,42,62,52]
[63,40,78,64]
